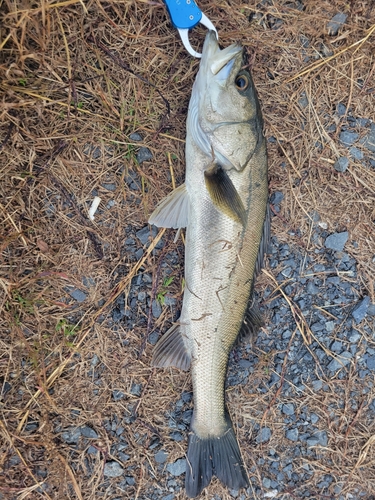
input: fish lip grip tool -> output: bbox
[163,0,218,58]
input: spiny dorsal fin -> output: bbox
[151,324,191,371]
[204,164,247,225]
[148,183,190,229]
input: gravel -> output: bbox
[285,428,299,442]
[166,459,187,476]
[257,427,272,443]
[104,461,124,478]
[334,156,349,172]
[68,288,87,303]
[327,12,347,36]
[352,296,370,323]
[324,231,348,251]
[137,147,153,164]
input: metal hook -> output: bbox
[177,14,218,58]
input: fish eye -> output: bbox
[235,74,249,91]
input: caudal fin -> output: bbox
[185,413,249,498]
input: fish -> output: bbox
[149,31,269,498]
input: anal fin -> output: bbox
[151,324,191,371]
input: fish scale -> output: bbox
[149,31,268,497]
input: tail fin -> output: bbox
[185,413,249,498]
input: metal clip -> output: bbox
[164,0,218,58]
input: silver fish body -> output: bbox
[149,31,268,497]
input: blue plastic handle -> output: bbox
[163,0,202,30]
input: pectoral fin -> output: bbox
[204,165,247,225]
[149,183,190,229]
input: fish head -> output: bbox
[189,31,263,171]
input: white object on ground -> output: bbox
[89,196,101,221]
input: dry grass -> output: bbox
[1,0,375,498]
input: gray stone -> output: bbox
[349,331,361,343]
[310,413,320,424]
[361,124,375,153]
[325,321,335,333]
[126,476,135,485]
[330,340,343,352]
[282,403,295,416]
[256,427,272,444]
[61,427,81,444]
[349,147,364,160]
[334,156,349,172]
[166,458,186,476]
[136,225,157,246]
[103,461,124,478]
[68,288,87,303]
[80,426,98,439]
[155,449,168,463]
[162,494,175,500]
[327,12,348,36]
[339,131,359,147]
[152,300,162,318]
[286,428,299,442]
[352,296,370,323]
[270,191,284,205]
[366,355,375,371]
[112,390,125,401]
[138,291,146,301]
[313,430,328,447]
[137,147,153,164]
[130,383,142,397]
[129,132,143,141]
[102,183,116,191]
[327,351,352,372]
[325,231,349,251]
[336,103,346,116]
[87,445,98,455]
[263,477,272,489]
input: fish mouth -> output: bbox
[202,31,242,76]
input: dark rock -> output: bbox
[103,461,124,477]
[112,390,125,401]
[80,426,98,439]
[336,103,346,116]
[327,351,352,372]
[166,458,186,476]
[152,300,162,318]
[334,157,349,172]
[352,296,370,323]
[282,404,295,416]
[339,131,359,147]
[349,147,364,160]
[129,132,143,141]
[270,191,284,205]
[314,430,328,447]
[286,428,299,442]
[327,13,347,36]
[360,124,375,153]
[102,183,116,191]
[169,431,183,442]
[68,288,87,303]
[61,427,81,444]
[366,355,375,371]
[137,147,153,164]
[155,450,168,463]
[130,383,142,397]
[325,232,348,251]
[256,427,272,444]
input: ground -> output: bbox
[1,0,375,499]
